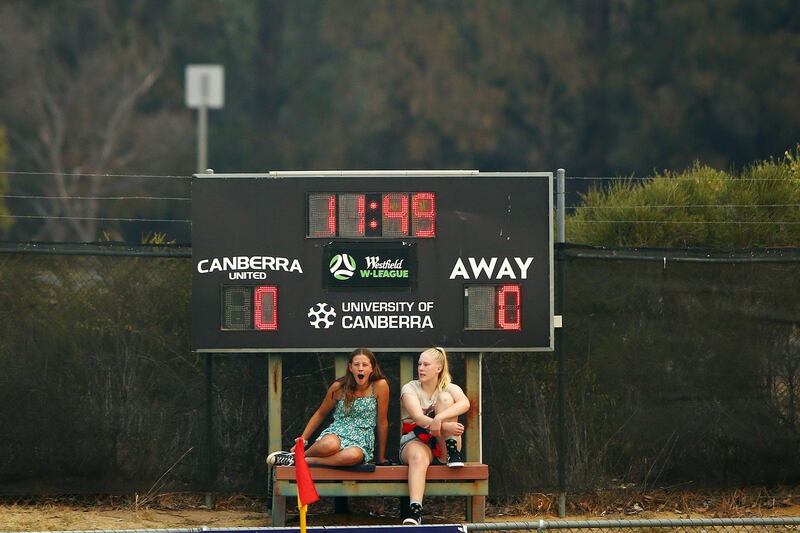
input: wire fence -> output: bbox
[1,170,799,234]
[1,243,798,496]
[464,517,800,532]
[6,517,800,533]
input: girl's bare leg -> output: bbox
[304,434,343,457]
[401,439,433,503]
[306,446,364,466]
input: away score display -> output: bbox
[191,171,554,352]
[307,192,436,238]
[464,284,522,330]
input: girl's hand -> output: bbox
[290,437,306,453]
[443,421,465,436]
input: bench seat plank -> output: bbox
[274,463,488,481]
[274,480,488,497]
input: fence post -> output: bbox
[204,353,214,509]
[557,168,565,244]
[556,168,566,518]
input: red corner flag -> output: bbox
[294,437,319,533]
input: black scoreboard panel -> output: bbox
[191,172,553,352]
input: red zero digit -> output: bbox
[254,286,278,330]
[497,284,521,330]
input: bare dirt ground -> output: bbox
[2,488,800,531]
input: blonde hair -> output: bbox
[421,346,451,392]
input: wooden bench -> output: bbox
[267,353,487,525]
[271,464,488,526]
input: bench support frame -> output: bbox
[267,353,486,526]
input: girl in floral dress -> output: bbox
[267,348,390,467]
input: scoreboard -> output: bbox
[191,171,553,352]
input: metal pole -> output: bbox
[204,353,214,508]
[557,169,566,243]
[555,168,566,518]
[197,105,208,172]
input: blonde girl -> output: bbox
[398,347,469,525]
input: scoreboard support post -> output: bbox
[204,353,215,509]
[334,354,348,380]
[465,353,482,464]
[465,352,484,522]
[268,354,282,460]
[400,355,414,385]
[333,353,350,514]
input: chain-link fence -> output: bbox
[0,243,799,496]
[6,517,800,533]
[465,517,800,532]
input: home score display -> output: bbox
[191,171,553,352]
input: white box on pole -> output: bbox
[185,65,225,109]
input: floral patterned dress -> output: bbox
[318,385,377,462]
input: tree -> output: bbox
[566,147,800,247]
[258,0,586,171]
[575,1,800,175]
[0,1,193,242]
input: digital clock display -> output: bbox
[307,192,435,238]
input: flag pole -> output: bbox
[294,436,319,533]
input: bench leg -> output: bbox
[271,491,287,526]
[399,496,410,520]
[466,495,485,522]
[334,496,349,514]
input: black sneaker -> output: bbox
[266,451,295,466]
[403,502,422,525]
[445,439,464,467]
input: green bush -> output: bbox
[568,146,800,248]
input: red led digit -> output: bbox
[497,284,521,330]
[412,192,436,237]
[308,194,336,237]
[382,193,409,237]
[327,195,336,236]
[357,195,365,235]
[254,286,278,330]
[339,194,366,237]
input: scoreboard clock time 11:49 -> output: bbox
[307,192,436,239]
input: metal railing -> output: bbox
[464,517,800,533]
[7,517,800,533]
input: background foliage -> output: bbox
[0,0,799,242]
[568,148,800,247]
[1,249,797,496]
[0,0,798,501]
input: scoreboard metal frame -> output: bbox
[191,170,554,353]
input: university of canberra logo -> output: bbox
[308,303,337,328]
[329,253,356,281]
